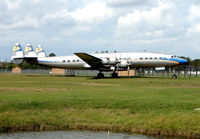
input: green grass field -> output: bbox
[0,73,200,138]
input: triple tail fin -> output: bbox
[11,43,46,65]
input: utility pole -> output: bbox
[6,58,8,72]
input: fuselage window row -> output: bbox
[62,57,169,63]
[62,59,81,63]
[139,57,165,60]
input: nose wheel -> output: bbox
[172,74,177,79]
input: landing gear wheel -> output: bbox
[172,74,177,79]
[112,72,118,78]
[97,73,104,78]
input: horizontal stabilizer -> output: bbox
[74,53,103,69]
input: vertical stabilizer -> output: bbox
[25,44,37,57]
[12,43,24,58]
[11,43,24,64]
[36,44,46,57]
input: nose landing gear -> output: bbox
[172,74,177,79]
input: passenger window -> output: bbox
[63,60,66,62]
[154,57,157,59]
[68,60,70,62]
[149,57,152,60]
[145,57,148,60]
[119,58,122,60]
[73,60,75,62]
[159,57,162,59]
[140,58,143,60]
[77,60,79,62]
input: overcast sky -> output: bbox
[1,0,200,60]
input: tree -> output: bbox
[21,61,49,69]
[49,53,56,57]
[191,59,200,68]
[179,56,192,64]
[7,63,17,69]
[175,56,191,71]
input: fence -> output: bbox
[65,69,112,76]
[134,68,200,78]
[0,68,200,78]
[0,69,112,77]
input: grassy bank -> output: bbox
[0,74,200,138]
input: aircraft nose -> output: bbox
[179,58,188,64]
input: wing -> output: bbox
[74,53,104,69]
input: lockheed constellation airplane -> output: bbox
[11,43,188,78]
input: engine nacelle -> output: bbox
[119,59,132,68]
[119,60,128,68]
[102,57,117,65]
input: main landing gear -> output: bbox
[111,72,118,78]
[97,72,104,78]
[97,72,119,78]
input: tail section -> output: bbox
[12,43,24,58]
[11,43,24,64]
[25,44,37,57]
[36,44,46,57]
[11,43,47,65]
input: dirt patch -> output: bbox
[168,84,200,88]
[1,81,34,83]
[0,87,69,92]
[79,82,123,87]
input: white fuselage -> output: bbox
[36,52,183,70]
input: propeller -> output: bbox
[127,58,132,75]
